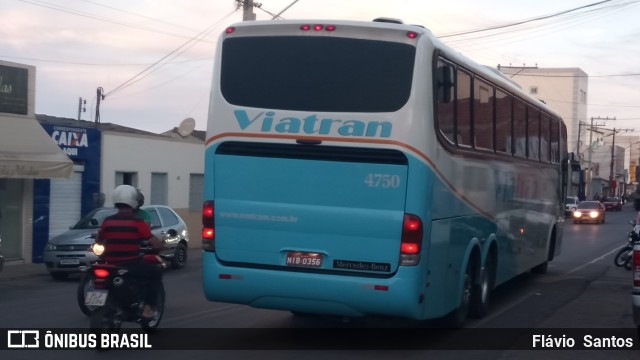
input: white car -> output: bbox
[564,196,580,217]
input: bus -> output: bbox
[202,18,571,327]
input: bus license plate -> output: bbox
[85,290,108,306]
[286,252,322,268]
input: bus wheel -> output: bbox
[443,260,473,328]
[470,252,494,319]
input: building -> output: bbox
[31,115,205,264]
[0,60,73,264]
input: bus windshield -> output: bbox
[220,36,416,112]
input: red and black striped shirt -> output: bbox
[96,210,153,264]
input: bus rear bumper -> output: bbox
[202,252,425,319]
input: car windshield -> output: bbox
[577,201,601,210]
[605,197,619,202]
[564,197,577,205]
[71,208,117,229]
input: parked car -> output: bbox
[44,205,189,280]
[564,196,580,217]
[602,196,622,211]
[572,201,606,224]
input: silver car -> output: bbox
[44,205,189,280]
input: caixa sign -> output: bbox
[40,123,100,159]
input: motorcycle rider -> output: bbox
[94,185,164,319]
[134,188,152,225]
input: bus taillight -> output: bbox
[202,200,215,252]
[300,24,336,32]
[633,247,640,287]
[400,213,422,266]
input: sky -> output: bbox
[1,0,639,134]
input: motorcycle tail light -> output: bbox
[94,268,110,278]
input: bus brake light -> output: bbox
[400,213,423,266]
[300,24,336,32]
[202,200,215,251]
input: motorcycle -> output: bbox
[78,230,176,316]
[614,221,640,270]
[84,242,167,332]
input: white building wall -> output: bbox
[101,132,204,209]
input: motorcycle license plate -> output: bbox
[85,290,108,306]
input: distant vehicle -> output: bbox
[572,201,606,224]
[564,196,579,217]
[602,196,622,211]
[44,205,189,280]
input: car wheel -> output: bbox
[50,272,68,280]
[171,242,187,269]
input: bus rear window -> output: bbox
[220,36,415,112]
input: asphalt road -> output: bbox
[1,205,639,359]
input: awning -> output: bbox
[0,114,73,179]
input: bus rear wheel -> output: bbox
[443,260,473,328]
[470,252,494,319]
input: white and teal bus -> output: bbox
[202,18,571,326]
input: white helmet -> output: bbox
[112,185,138,209]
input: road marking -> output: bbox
[469,247,622,328]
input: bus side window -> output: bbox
[436,60,455,145]
[456,70,472,148]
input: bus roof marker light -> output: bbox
[326,25,336,31]
[300,24,311,31]
[407,31,418,39]
[225,27,235,34]
[313,24,324,31]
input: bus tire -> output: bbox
[443,259,473,328]
[470,251,494,319]
[531,261,548,274]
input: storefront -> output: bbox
[0,60,73,264]
[32,119,101,263]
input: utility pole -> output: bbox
[77,97,86,121]
[586,116,611,199]
[237,0,256,21]
[95,87,104,124]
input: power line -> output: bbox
[104,10,235,98]
[16,0,216,44]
